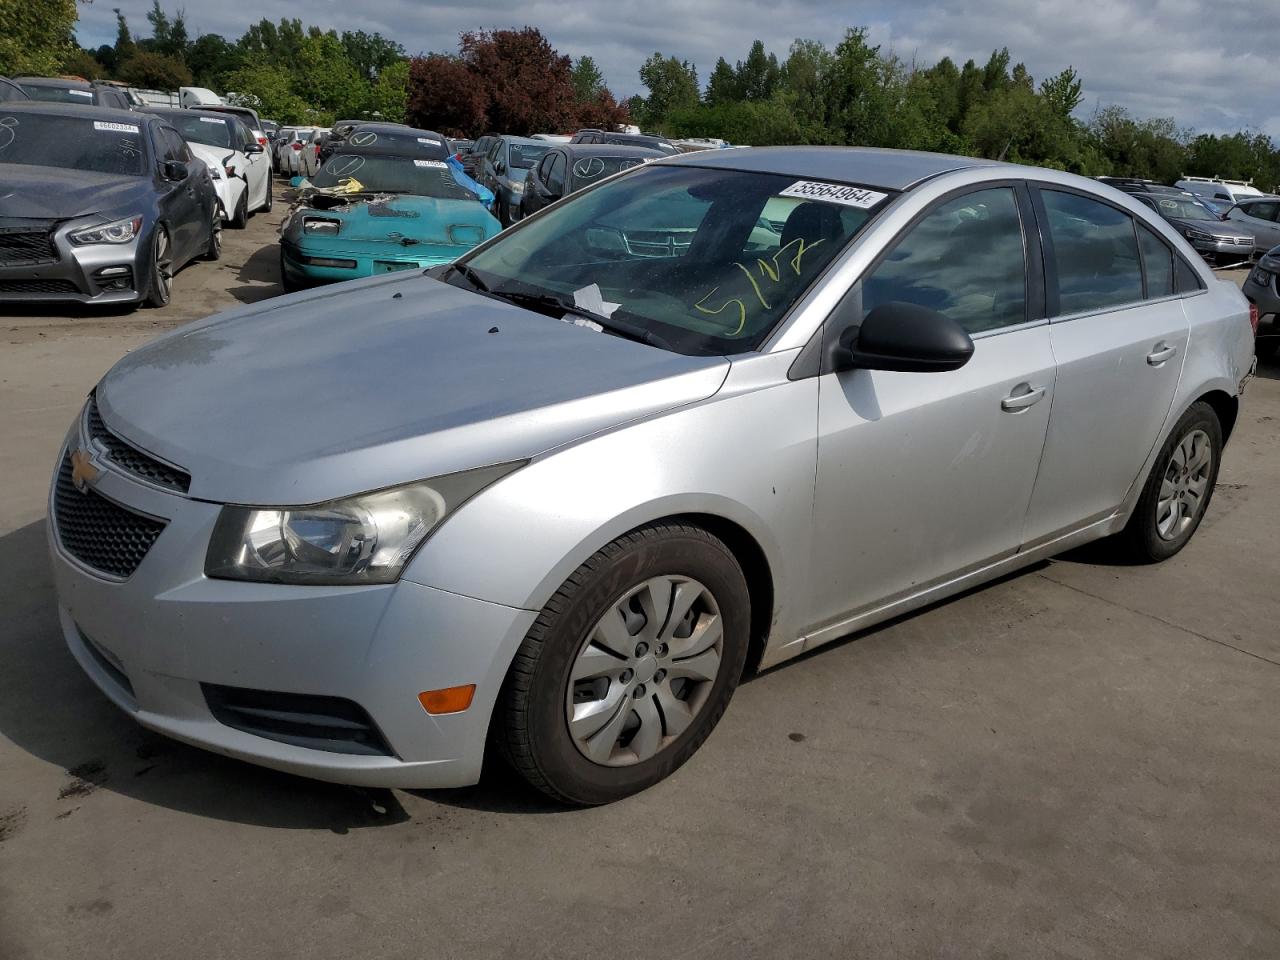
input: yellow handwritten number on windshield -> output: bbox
[693,236,825,337]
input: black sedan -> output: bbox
[0,103,220,308]
[519,143,663,219]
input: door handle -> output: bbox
[1146,342,1178,365]
[1001,384,1046,412]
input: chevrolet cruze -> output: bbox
[48,148,1255,804]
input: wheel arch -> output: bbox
[1195,388,1239,444]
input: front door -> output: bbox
[1021,187,1190,546]
[808,185,1055,632]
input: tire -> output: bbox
[202,205,223,261]
[229,189,248,229]
[1116,401,1222,562]
[261,178,273,213]
[143,226,173,308]
[279,247,301,293]
[495,522,751,806]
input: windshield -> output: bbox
[509,142,549,170]
[164,113,235,149]
[570,155,651,187]
[0,112,146,175]
[207,108,257,131]
[18,83,95,104]
[311,155,478,200]
[344,129,449,159]
[459,164,888,355]
[1154,196,1215,221]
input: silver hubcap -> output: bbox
[1156,428,1212,541]
[211,214,222,252]
[566,576,723,767]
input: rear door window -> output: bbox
[546,153,567,193]
[1137,225,1174,298]
[1041,189,1143,316]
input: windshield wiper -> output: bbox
[494,290,676,352]
[447,262,490,292]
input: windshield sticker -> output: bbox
[414,159,448,168]
[573,283,621,319]
[349,131,378,146]
[778,181,887,209]
[94,121,140,134]
[69,90,94,98]
[199,117,226,124]
[417,136,442,145]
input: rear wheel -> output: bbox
[261,177,273,212]
[496,522,750,806]
[143,226,173,308]
[1117,402,1222,562]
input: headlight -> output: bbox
[509,180,525,194]
[303,217,341,235]
[1185,229,1214,243]
[205,463,523,585]
[69,215,143,245]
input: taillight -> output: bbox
[224,164,235,178]
[1249,302,1260,334]
[257,136,267,146]
[314,144,320,156]
[292,143,302,151]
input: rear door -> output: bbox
[1021,186,1190,547]
[808,183,1056,630]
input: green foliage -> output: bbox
[0,0,77,75]
[62,48,105,81]
[224,63,312,123]
[120,50,192,89]
[637,53,699,127]
[571,56,606,103]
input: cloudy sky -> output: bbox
[75,0,1279,138]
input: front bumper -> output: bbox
[1243,262,1280,316]
[280,240,462,285]
[1188,235,1254,261]
[0,222,145,305]
[47,426,536,789]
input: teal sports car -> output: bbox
[280,154,501,290]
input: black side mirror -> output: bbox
[161,160,187,181]
[244,142,264,154]
[833,301,974,373]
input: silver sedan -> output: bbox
[48,147,1255,804]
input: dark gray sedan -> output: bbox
[1129,192,1254,264]
[0,103,220,308]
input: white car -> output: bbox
[150,108,272,228]
[280,127,322,177]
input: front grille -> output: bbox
[53,455,166,578]
[0,278,78,294]
[202,684,395,757]
[0,229,57,265]
[87,395,191,493]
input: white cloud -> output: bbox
[75,0,1280,138]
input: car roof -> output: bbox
[562,144,665,159]
[0,101,146,124]
[15,76,93,90]
[501,135,548,145]
[666,146,1003,191]
[145,107,233,122]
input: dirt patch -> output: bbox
[58,760,108,800]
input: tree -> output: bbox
[120,50,192,89]
[341,30,405,82]
[1040,67,1083,119]
[576,88,630,132]
[458,28,577,135]
[363,58,409,122]
[187,33,240,87]
[406,54,488,137]
[571,56,606,103]
[705,58,739,105]
[223,63,311,123]
[638,53,699,128]
[0,0,77,75]
[113,8,136,64]
[735,40,781,102]
[61,48,105,80]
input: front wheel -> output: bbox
[1117,401,1222,562]
[203,206,223,261]
[496,522,750,805]
[229,189,248,229]
[143,226,173,308]
[261,177,273,213]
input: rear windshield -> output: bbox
[162,112,235,149]
[0,111,146,175]
[570,154,651,186]
[509,142,550,169]
[344,129,449,159]
[206,108,258,130]
[311,155,478,200]
[18,83,96,104]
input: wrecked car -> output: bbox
[279,153,500,290]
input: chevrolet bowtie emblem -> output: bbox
[70,449,99,494]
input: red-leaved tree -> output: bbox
[458,28,577,136]
[576,89,631,132]
[406,54,488,137]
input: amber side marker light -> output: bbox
[418,685,476,715]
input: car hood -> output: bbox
[0,164,150,220]
[186,141,237,171]
[96,273,730,504]
[290,194,499,247]
[1171,216,1252,239]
